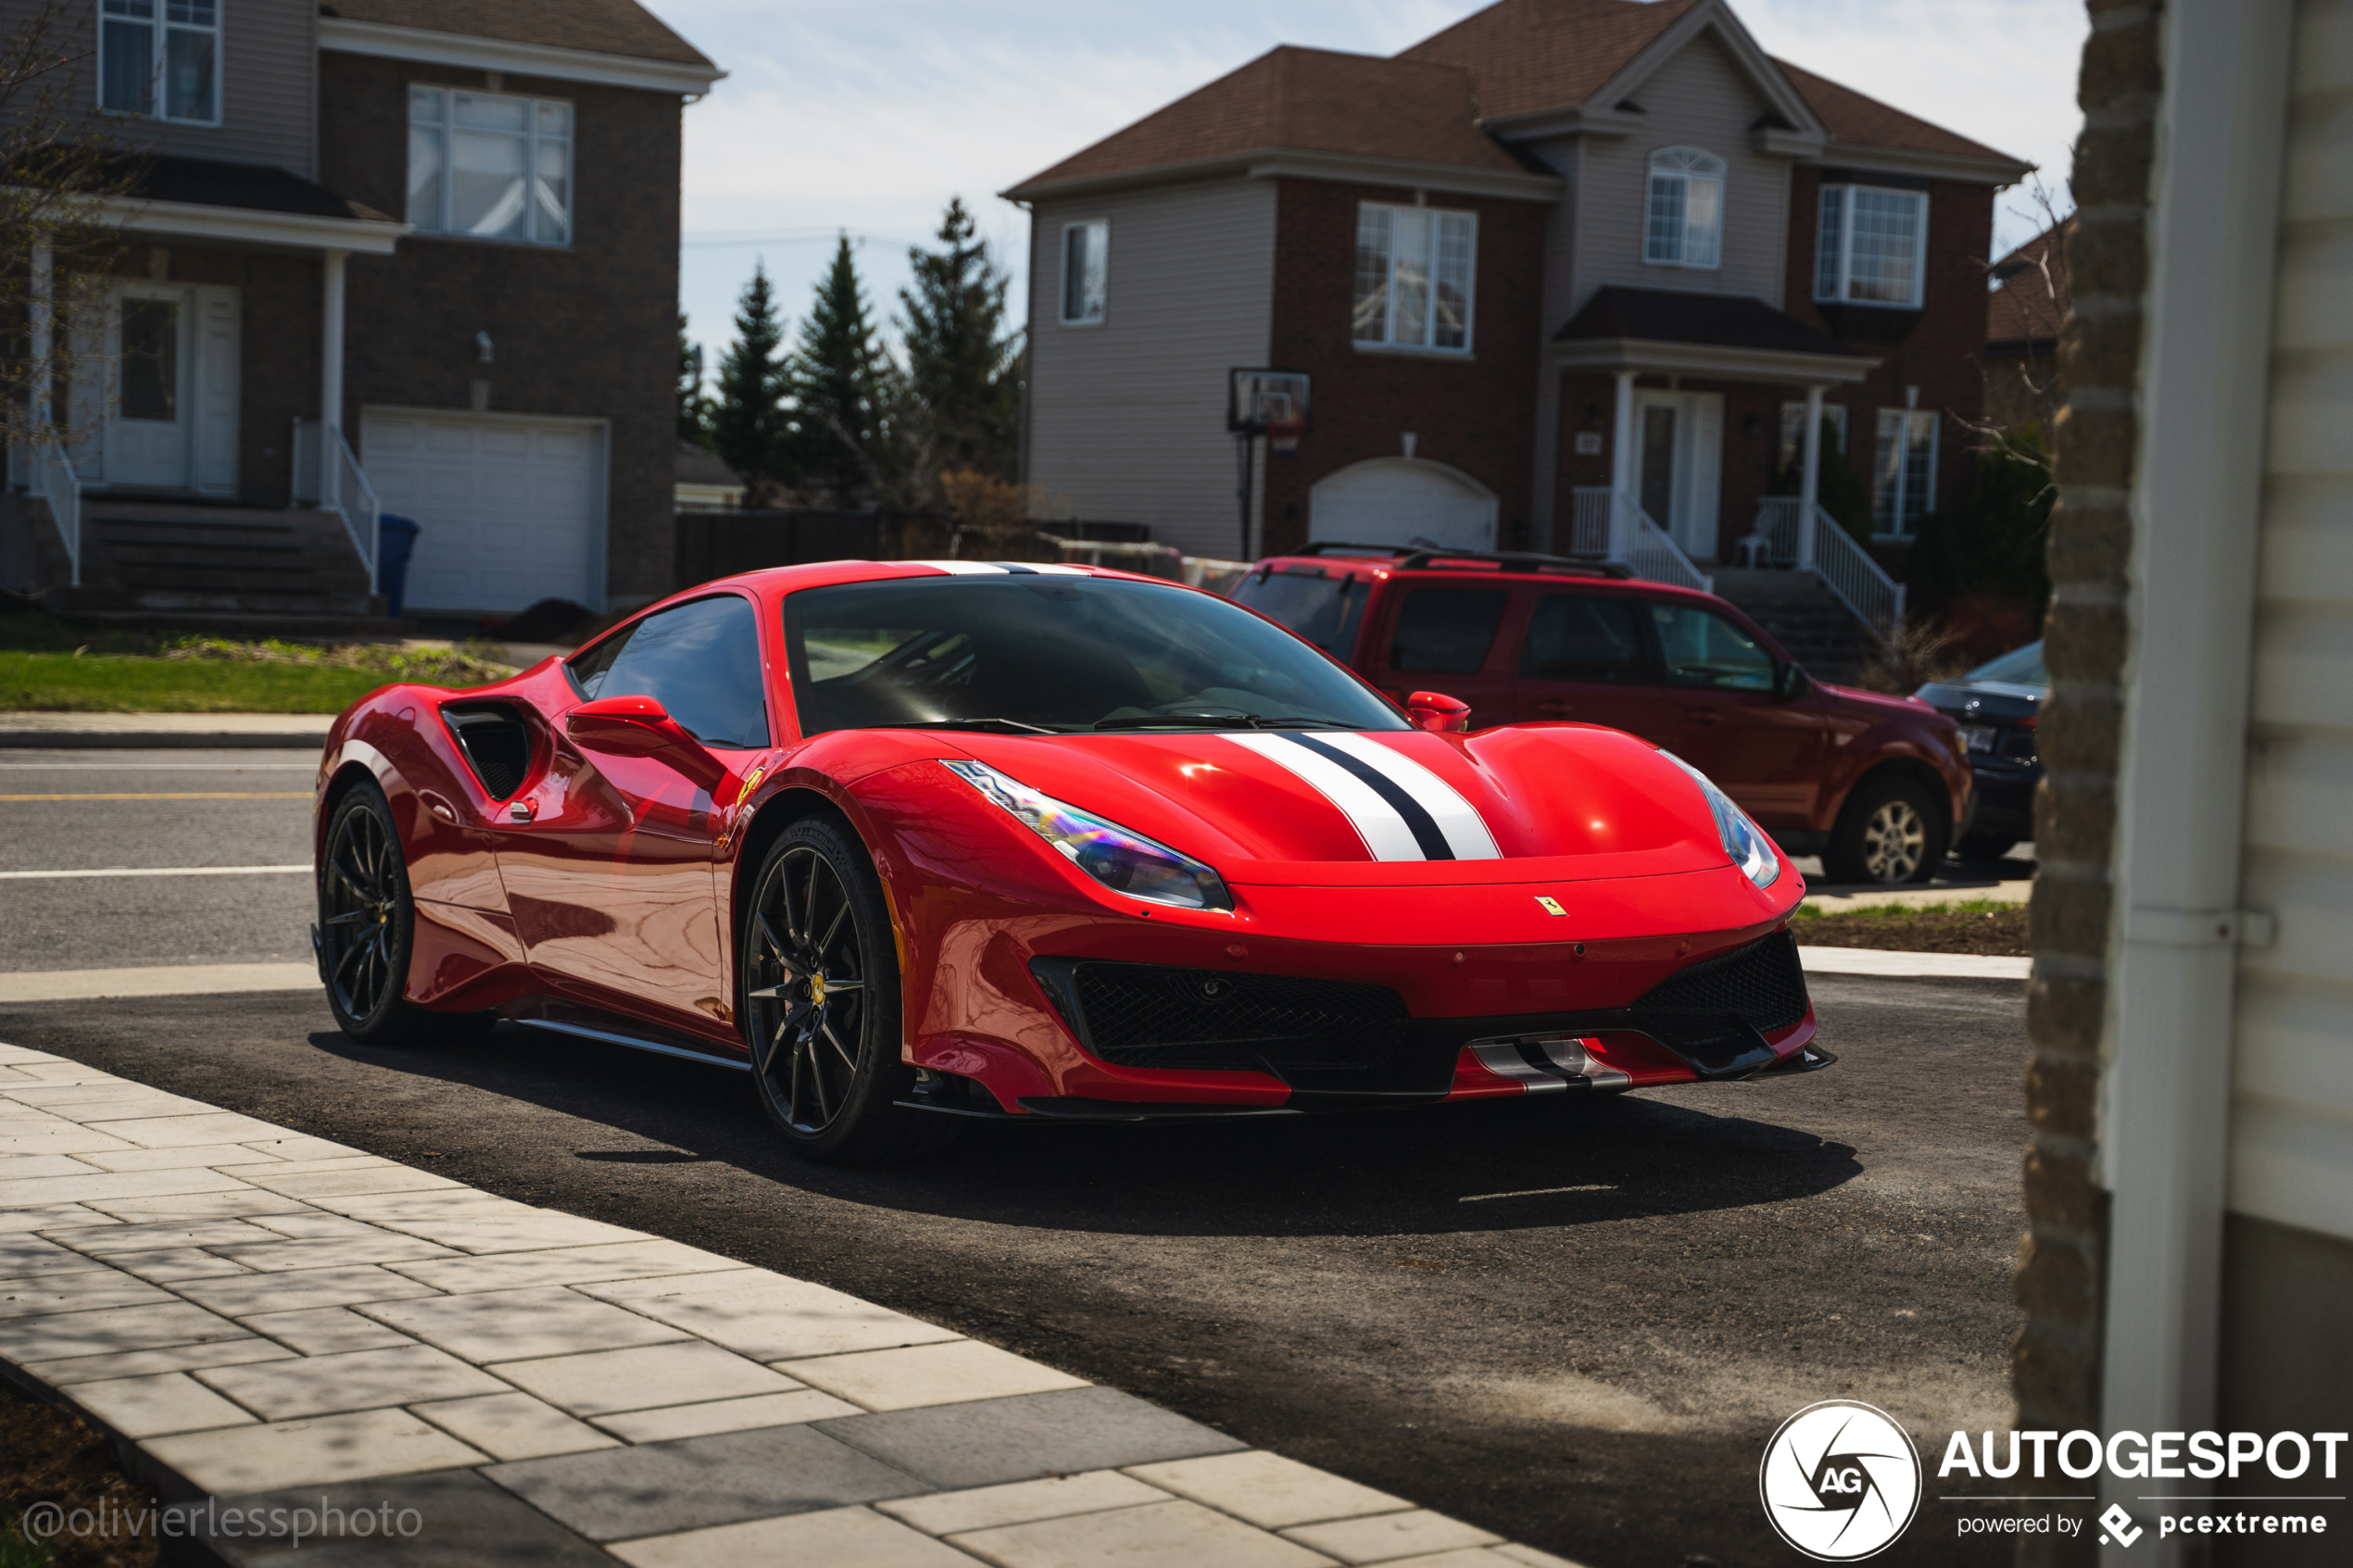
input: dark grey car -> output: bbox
[1916,641,2045,863]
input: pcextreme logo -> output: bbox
[1759,1400,1924,1561]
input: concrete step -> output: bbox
[69,501,377,621]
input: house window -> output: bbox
[409,86,573,245]
[1872,409,1939,535]
[1777,402,1851,470]
[99,0,220,124]
[1353,203,1476,352]
[1816,183,1929,307]
[1643,147,1724,270]
[1060,220,1107,325]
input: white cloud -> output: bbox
[662,0,2085,360]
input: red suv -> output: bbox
[1227,545,1970,885]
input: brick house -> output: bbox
[2,0,718,622]
[1006,0,2028,626]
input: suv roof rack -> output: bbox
[1289,542,1635,580]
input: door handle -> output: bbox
[510,799,537,822]
[1684,709,1722,726]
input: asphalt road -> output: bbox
[0,751,2031,1568]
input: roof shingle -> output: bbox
[1397,0,1704,119]
[1771,59,2022,169]
[1555,285,1867,358]
[319,0,712,69]
[1986,220,2070,346]
[1009,46,1528,196]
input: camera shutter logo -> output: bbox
[1758,1400,1923,1560]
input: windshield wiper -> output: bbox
[877,717,1064,735]
[1092,712,1362,732]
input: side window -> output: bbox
[1389,588,1507,674]
[1520,596,1649,684]
[1650,603,1776,692]
[565,625,632,700]
[573,596,772,747]
[1061,220,1107,325]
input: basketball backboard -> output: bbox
[1227,369,1312,438]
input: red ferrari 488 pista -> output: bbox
[312,561,1828,1161]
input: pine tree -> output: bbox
[783,235,890,508]
[676,312,712,447]
[711,265,790,502]
[897,197,1024,495]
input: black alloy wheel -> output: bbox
[741,817,955,1162]
[320,783,424,1042]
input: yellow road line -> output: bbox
[0,792,312,801]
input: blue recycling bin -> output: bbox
[377,514,421,618]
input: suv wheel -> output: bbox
[1825,774,1945,886]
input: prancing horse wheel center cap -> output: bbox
[808,973,827,1004]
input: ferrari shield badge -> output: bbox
[1535,897,1567,916]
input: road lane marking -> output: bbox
[0,865,310,881]
[0,762,316,771]
[0,962,317,1001]
[0,792,310,801]
[1457,1185,1616,1203]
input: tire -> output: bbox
[740,816,958,1163]
[1823,773,1947,886]
[318,780,455,1045]
[1955,831,2019,865]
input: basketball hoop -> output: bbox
[1227,368,1312,558]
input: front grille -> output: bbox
[1626,931,1810,1066]
[1037,960,1407,1073]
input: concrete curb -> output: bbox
[0,1042,1588,1568]
[0,731,328,749]
[0,714,331,751]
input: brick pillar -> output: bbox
[2014,5,2162,1562]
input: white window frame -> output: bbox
[1059,220,1108,326]
[1815,182,1931,308]
[408,85,574,248]
[1643,146,1725,270]
[1352,201,1478,354]
[1871,408,1940,537]
[1777,401,1850,469]
[97,0,221,126]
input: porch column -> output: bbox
[28,240,52,444]
[319,248,348,503]
[1610,369,1637,558]
[1795,383,1825,571]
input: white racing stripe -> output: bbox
[1313,734,1501,859]
[1225,733,1423,860]
[912,560,1010,574]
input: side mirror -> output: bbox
[566,695,733,793]
[1405,691,1472,734]
[1779,664,1811,699]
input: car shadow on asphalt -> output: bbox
[304,1022,1863,1240]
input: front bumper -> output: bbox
[1968,760,2042,837]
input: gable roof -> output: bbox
[318,1,712,69]
[1397,0,1707,120]
[1006,46,1532,198]
[1987,220,2071,347]
[1771,59,2020,170]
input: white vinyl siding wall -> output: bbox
[2229,0,2353,1244]
[1566,33,1789,311]
[1026,181,1277,560]
[53,0,318,175]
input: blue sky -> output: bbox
[660,0,2089,373]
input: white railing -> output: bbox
[293,418,381,593]
[27,436,82,587]
[1804,498,1906,638]
[1566,485,1712,593]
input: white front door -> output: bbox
[71,283,241,495]
[361,410,606,613]
[1631,390,1723,560]
[107,286,192,488]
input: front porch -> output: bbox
[6,156,404,629]
[1548,286,1907,648]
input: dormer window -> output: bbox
[99,0,220,124]
[1816,183,1929,307]
[1643,148,1724,270]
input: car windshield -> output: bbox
[784,574,1408,735]
[1964,640,2047,689]
[1227,565,1367,657]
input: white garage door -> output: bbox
[362,410,604,613]
[1309,458,1498,552]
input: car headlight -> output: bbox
[1658,751,1781,890]
[943,759,1232,912]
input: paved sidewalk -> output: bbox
[0,713,331,749]
[0,1041,1585,1567]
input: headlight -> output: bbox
[1658,751,1781,890]
[943,759,1232,912]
